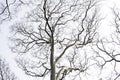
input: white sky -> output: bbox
[1,0,120,80]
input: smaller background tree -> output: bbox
[0,56,17,80]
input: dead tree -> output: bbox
[11,0,100,80]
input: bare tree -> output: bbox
[11,0,100,80]
[0,57,17,80]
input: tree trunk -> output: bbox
[50,32,55,80]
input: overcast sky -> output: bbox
[0,0,120,80]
